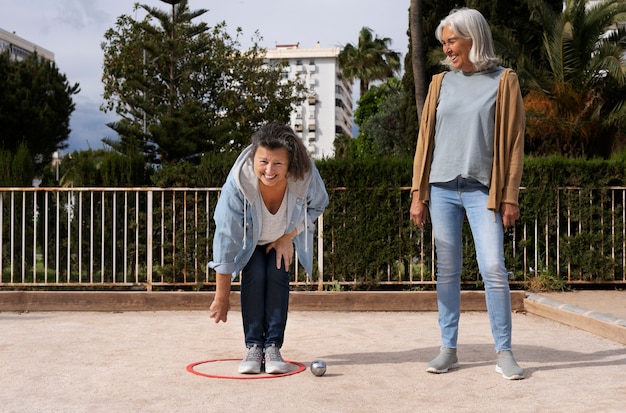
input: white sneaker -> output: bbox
[238,345,263,374]
[264,344,289,374]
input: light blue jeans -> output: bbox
[429,177,512,352]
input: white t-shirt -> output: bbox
[258,191,289,245]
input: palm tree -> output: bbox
[338,27,402,98]
[524,0,626,158]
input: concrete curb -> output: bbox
[0,290,526,312]
[524,292,626,345]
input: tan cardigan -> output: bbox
[410,69,525,210]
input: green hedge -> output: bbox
[195,154,626,289]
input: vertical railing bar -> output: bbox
[0,194,3,281]
[147,190,153,291]
[600,190,605,278]
[32,192,37,283]
[101,192,105,283]
[10,191,15,282]
[66,191,71,282]
[55,191,59,283]
[21,192,26,282]
[567,190,572,282]
[622,189,626,282]
[544,212,550,271]
[123,191,128,284]
[183,190,187,282]
[113,191,117,284]
[523,223,527,281]
[586,190,592,280]
[406,231,411,284]
[0,194,3,280]
[556,190,560,278]
[44,192,48,283]
[135,191,139,284]
[90,192,94,284]
[420,226,424,283]
[317,214,324,291]
[78,192,83,283]
[431,229,436,280]
[172,191,176,281]
[205,191,210,283]
[611,189,616,280]
[194,191,199,283]
[534,217,538,277]
[161,192,165,273]
[622,189,626,281]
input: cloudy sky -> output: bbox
[1,0,411,152]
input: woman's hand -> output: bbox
[209,272,232,323]
[500,202,520,228]
[266,229,297,270]
[410,192,429,230]
[209,297,230,323]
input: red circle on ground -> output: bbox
[186,358,307,380]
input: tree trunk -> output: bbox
[410,0,427,122]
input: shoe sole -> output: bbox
[426,361,459,374]
[238,368,261,374]
[495,365,524,380]
[238,363,262,374]
[265,367,288,374]
[265,362,289,374]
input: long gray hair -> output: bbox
[436,8,498,72]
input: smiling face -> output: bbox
[441,25,475,72]
[253,145,290,188]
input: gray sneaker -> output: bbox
[238,344,263,374]
[496,350,524,380]
[264,344,289,374]
[426,347,459,373]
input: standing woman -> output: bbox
[209,122,328,374]
[410,8,525,380]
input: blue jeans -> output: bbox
[240,245,290,349]
[429,177,512,352]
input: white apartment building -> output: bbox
[0,27,54,62]
[266,43,353,159]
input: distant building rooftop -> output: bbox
[0,27,55,62]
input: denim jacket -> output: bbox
[208,145,329,280]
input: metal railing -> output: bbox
[1,187,625,290]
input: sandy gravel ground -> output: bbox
[0,302,625,413]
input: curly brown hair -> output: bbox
[249,122,312,180]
